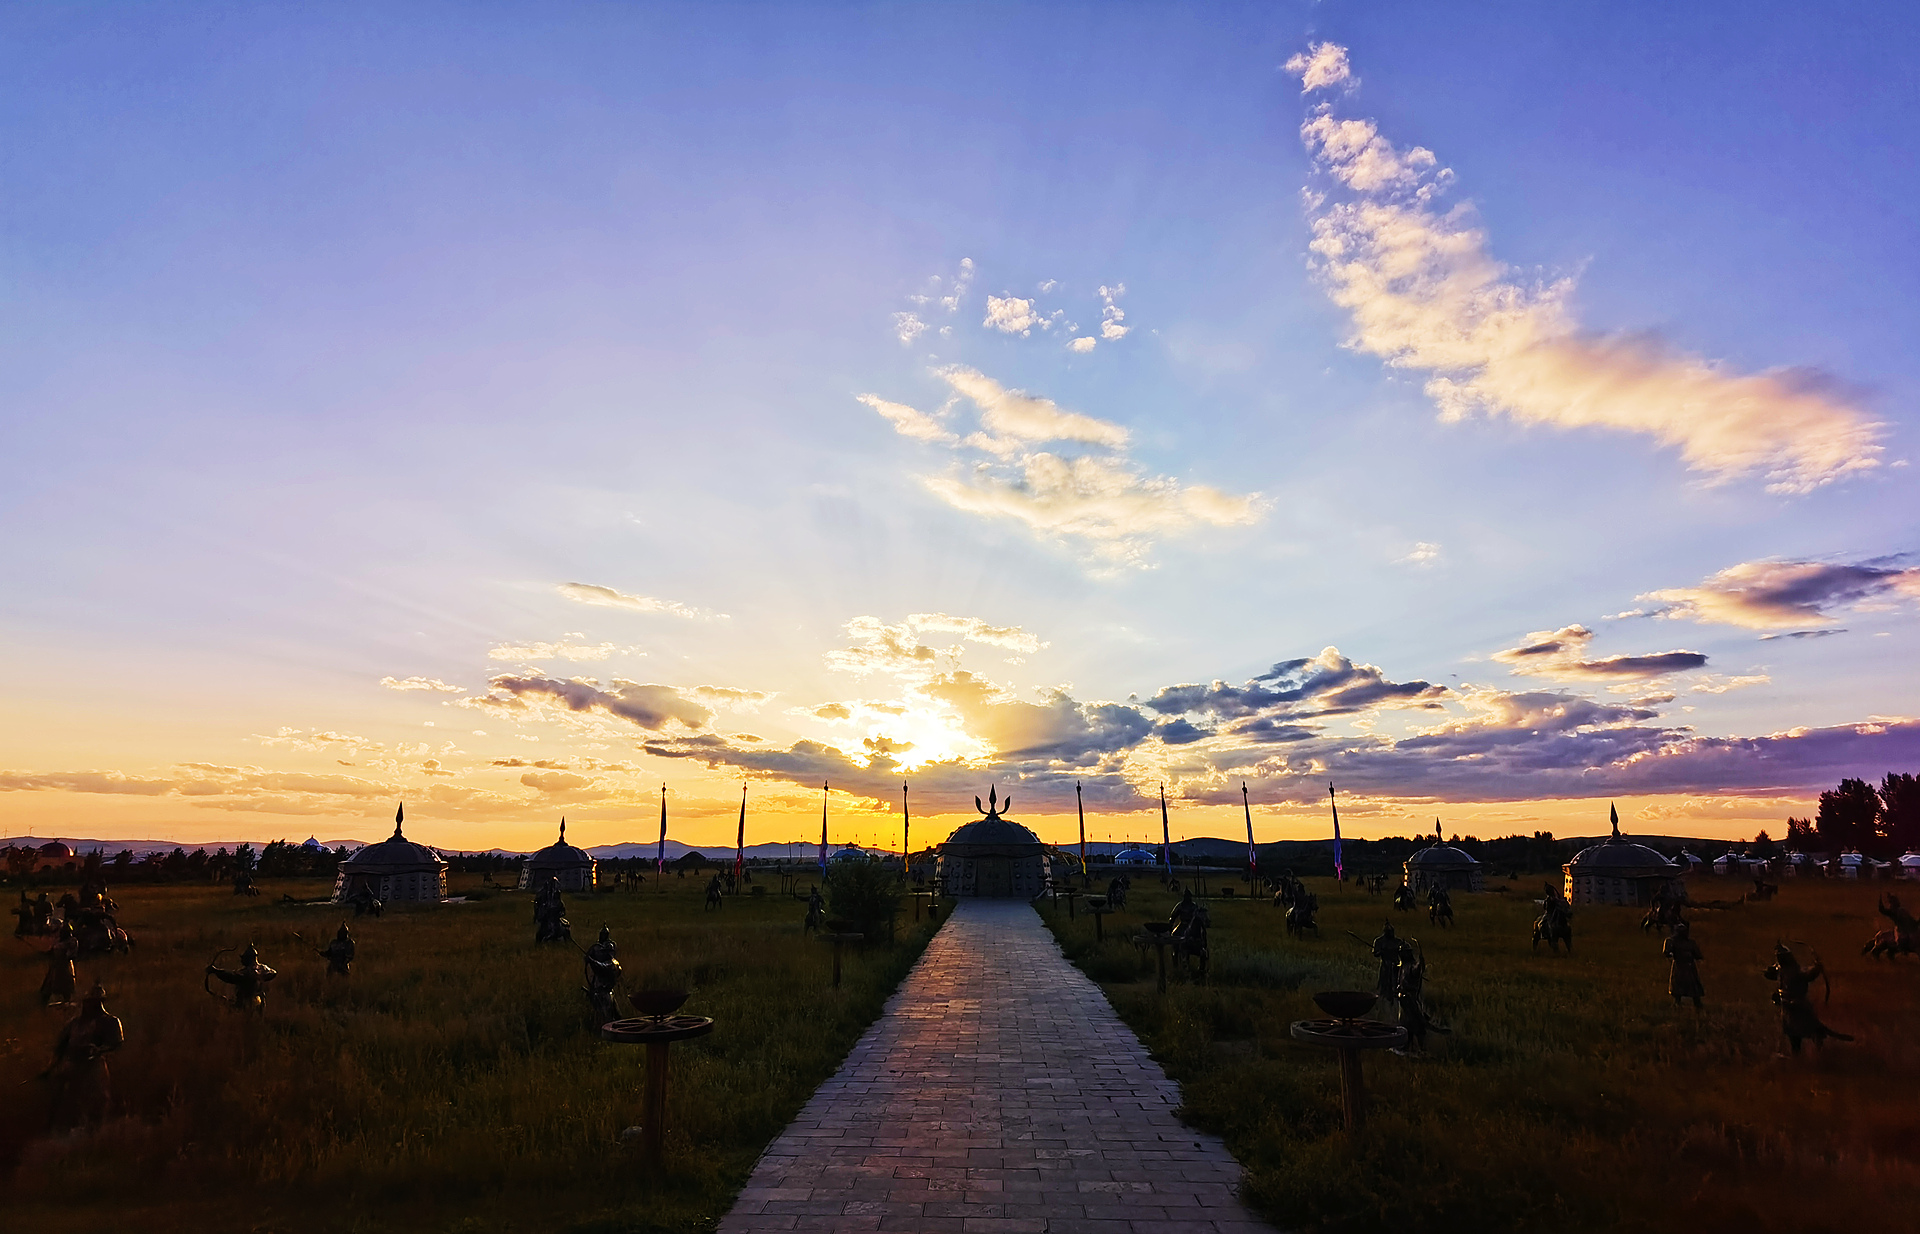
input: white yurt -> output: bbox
[518,819,596,891]
[1403,825,1484,894]
[1562,806,1685,907]
[1112,847,1159,867]
[1899,853,1920,881]
[333,804,448,903]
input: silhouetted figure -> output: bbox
[207,942,278,1012]
[1765,943,1853,1054]
[46,982,123,1129]
[1663,921,1704,1009]
[41,922,80,1006]
[583,926,621,1023]
[319,923,356,976]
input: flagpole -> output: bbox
[1076,781,1087,881]
[818,781,829,879]
[735,784,746,889]
[1159,785,1172,884]
[901,781,910,881]
[1243,782,1257,888]
[656,783,668,891]
[1328,782,1344,885]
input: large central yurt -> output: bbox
[1562,806,1684,906]
[1404,826,1484,894]
[333,805,449,903]
[518,819,596,891]
[937,787,1048,898]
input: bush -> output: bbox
[825,861,901,937]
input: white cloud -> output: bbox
[1296,46,1882,493]
[488,641,624,662]
[380,676,465,693]
[1489,625,1709,682]
[905,613,1046,654]
[892,312,927,345]
[555,582,719,620]
[1097,284,1130,341]
[857,393,958,444]
[924,452,1263,567]
[1284,42,1354,93]
[983,295,1040,336]
[1398,542,1441,567]
[937,366,1130,451]
[1070,337,1098,354]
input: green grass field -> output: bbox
[1041,874,1920,1234]
[1,874,939,1234]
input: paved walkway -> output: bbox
[719,899,1278,1234]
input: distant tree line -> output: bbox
[1786,772,1920,858]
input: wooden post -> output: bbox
[1155,941,1168,994]
[1336,1045,1365,1132]
[832,937,844,988]
[643,1041,671,1166]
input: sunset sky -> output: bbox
[4,3,1918,853]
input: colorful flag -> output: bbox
[818,781,829,877]
[1329,782,1344,882]
[734,784,746,886]
[1242,782,1257,883]
[1076,781,1087,876]
[1159,785,1172,877]
[656,784,668,882]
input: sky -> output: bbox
[3,2,1918,854]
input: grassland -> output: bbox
[1042,874,1920,1234]
[1,873,939,1234]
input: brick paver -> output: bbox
[719,899,1279,1233]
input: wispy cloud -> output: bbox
[556,582,721,620]
[487,640,625,662]
[1288,44,1882,493]
[462,675,712,731]
[380,676,466,693]
[861,367,1262,566]
[1490,625,1708,682]
[1398,541,1441,567]
[905,613,1045,654]
[1096,284,1129,341]
[1639,557,1920,628]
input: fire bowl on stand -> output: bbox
[1291,990,1406,1134]
[1312,990,1377,1020]
[602,992,713,1170]
[627,988,690,1019]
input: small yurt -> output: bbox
[333,805,448,903]
[937,788,1049,898]
[1113,847,1159,867]
[829,844,875,865]
[1898,853,1920,881]
[1403,826,1484,894]
[1835,851,1865,879]
[1563,806,1683,907]
[518,819,596,891]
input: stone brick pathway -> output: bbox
[719,899,1278,1233]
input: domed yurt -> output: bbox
[1562,805,1684,907]
[830,844,876,865]
[333,804,448,903]
[518,818,596,891]
[1113,847,1159,867]
[1403,824,1484,894]
[937,787,1049,898]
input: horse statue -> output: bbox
[1532,895,1574,954]
[1285,890,1320,938]
[1866,893,1919,961]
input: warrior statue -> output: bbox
[1641,881,1685,934]
[1533,884,1574,954]
[1394,941,1450,1054]
[705,873,725,910]
[803,885,825,934]
[41,922,81,1006]
[318,923,356,976]
[1764,943,1854,1054]
[1285,887,1319,936]
[1392,883,1416,912]
[1427,885,1454,928]
[1663,920,1704,1009]
[1170,891,1210,977]
[206,941,278,1012]
[532,876,572,944]
[1865,894,1919,961]
[1107,876,1128,911]
[1369,920,1411,1003]
[583,926,621,1023]
[44,982,124,1129]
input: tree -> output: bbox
[1751,830,1778,858]
[1881,773,1920,855]
[1785,817,1816,849]
[1817,778,1881,856]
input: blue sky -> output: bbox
[3,3,1917,850]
